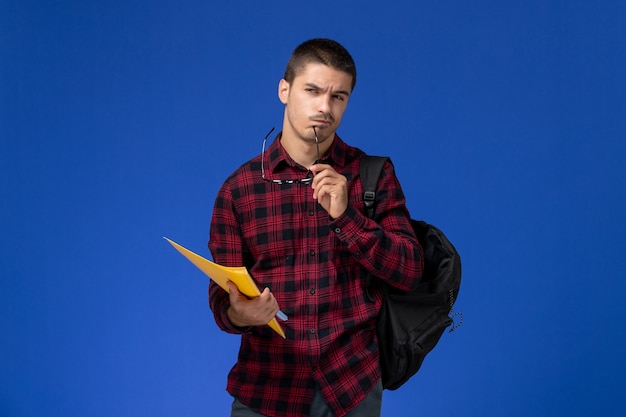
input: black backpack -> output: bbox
[360,155,463,390]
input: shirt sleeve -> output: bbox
[331,159,424,291]
[207,178,253,334]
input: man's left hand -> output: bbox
[310,163,348,219]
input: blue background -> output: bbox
[2,1,625,416]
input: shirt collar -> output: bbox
[265,131,349,174]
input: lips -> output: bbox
[311,119,332,126]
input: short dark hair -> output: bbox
[283,38,357,91]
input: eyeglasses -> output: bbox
[261,127,321,184]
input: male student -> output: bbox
[208,38,423,417]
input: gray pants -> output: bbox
[231,381,383,417]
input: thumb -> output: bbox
[260,286,271,298]
[226,281,240,301]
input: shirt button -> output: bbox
[309,329,316,334]
[310,288,316,295]
[309,250,315,256]
[334,227,341,233]
[309,210,314,216]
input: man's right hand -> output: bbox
[226,281,280,328]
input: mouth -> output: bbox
[311,119,331,127]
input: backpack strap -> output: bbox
[360,155,389,219]
[360,155,389,302]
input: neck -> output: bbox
[280,137,320,167]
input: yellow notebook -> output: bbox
[164,237,286,338]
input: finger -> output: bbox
[226,280,239,294]
[310,164,337,181]
[260,288,279,314]
[226,281,242,303]
[262,288,279,309]
[259,287,272,301]
[309,163,329,174]
[312,178,339,200]
[311,172,337,194]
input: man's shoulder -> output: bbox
[330,135,367,167]
[214,153,263,199]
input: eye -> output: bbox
[306,88,318,94]
[333,94,345,101]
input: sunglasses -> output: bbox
[261,127,321,185]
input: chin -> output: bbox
[312,125,334,138]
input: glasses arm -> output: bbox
[261,127,275,180]
[312,126,321,164]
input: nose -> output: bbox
[317,94,332,115]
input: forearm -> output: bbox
[331,204,423,290]
[207,182,254,334]
[208,281,249,334]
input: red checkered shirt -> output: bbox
[208,133,423,417]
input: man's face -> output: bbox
[278,62,352,145]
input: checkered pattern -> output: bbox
[208,133,423,417]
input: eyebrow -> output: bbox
[305,83,350,97]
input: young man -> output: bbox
[208,39,423,417]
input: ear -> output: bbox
[278,79,290,104]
